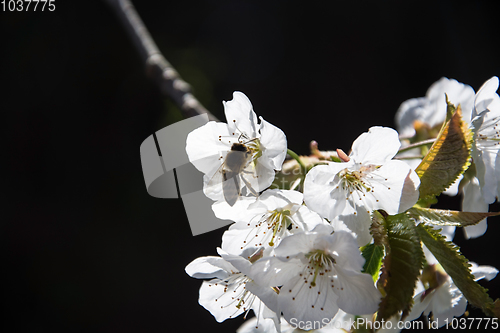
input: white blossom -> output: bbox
[395,77,475,138]
[215,189,328,254]
[405,262,498,328]
[471,76,500,204]
[304,127,420,246]
[461,177,488,239]
[394,77,498,238]
[395,77,475,197]
[248,224,381,328]
[185,248,280,330]
[186,91,287,204]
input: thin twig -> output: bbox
[397,138,436,154]
[393,155,424,160]
[103,0,219,121]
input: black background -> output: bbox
[3,0,500,332]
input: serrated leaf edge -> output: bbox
[415,105,473,203]
[408,207,500,227]
[416,223,497,318]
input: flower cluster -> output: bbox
[185,83,500,332]
[396,77,500,239]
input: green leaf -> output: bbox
[371,210,388,247]
[416,224,499,318]
[415,104,473,206]
[361,243,384,282]
[408,207,500,227]
[376,213,424,321]
[444,94,456,123]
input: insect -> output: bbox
[207,139,259,206]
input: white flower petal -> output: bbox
[473,147,498,204]
[365,160,415,214]
[422,244,439,265]
[471,76,500,204]
[304,163,349,221]
[472,76,500,119]
[334,266,381,315]
[217,248,253,275]
[350,127,401,164]
[327,231,365,272]
[237,317,278,333]
[222,221,288,254]
[250,256,305,288]
[432,296,468,328]
[425,77,475,127]
[469,262,499,281]
[293,205,328,232]
[258,116,287,171]
[464,219,488,240]
[429,282,467,327]
[278,274,340,327]
[329,218,357,237]
[396,77,475,139]
[246,281,280,331]
[399,168,421,211]
[442,175,462,196]
[185,256,236,279]
[338,200,372,247]
[395,97,429,138]
[462,176,489,239]
[224,91,259,139]
[198,279,246,322]
[186,121,231,175]
[405,288,432,323]
[212,196,259,222]
[258,189,303,211]
[274,232,320,257]
[253,159,278,192]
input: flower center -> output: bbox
[304,250,336,287]
[266,209,292,246]
[476,119,500,151]
[339,167,372,193]
[214,272,256,314]
[245,138,262,163]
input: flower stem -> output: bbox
[397,138,436,154]
[287,149,307,190]
[287,149,306,171]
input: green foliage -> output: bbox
[415,103,473,206]
[408,207,500,227]
[376,213,424,321]
[370,210,389,248]
[361,243,384,282]
[416,224,499,318]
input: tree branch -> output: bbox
[397,138,436,154]
[103,0,219,121]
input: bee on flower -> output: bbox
[186,92,287,206]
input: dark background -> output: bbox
[2,0,500,332]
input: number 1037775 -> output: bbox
[443,317,498,330]
[2,0,55,11]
